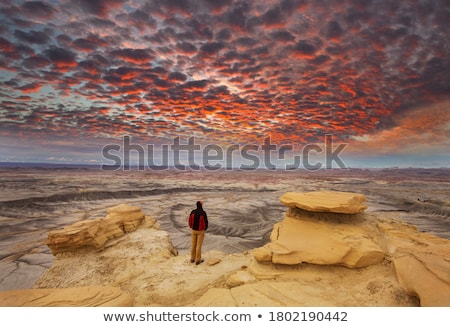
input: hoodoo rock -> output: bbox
[253,191,384,268]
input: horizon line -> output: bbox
[0,161,449,171]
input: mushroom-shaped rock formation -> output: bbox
[253,191,384,268]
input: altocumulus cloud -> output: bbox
[0,0,448,167]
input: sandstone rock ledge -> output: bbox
[0,192,449,307]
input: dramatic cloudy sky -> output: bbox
[0,0,449,168]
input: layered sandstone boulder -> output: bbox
[46,204,145,255]
[253,191,384,268]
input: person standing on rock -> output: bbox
[188,201,208,265]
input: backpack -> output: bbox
[188,209,208,231]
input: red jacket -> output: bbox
[188,208,208,231]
